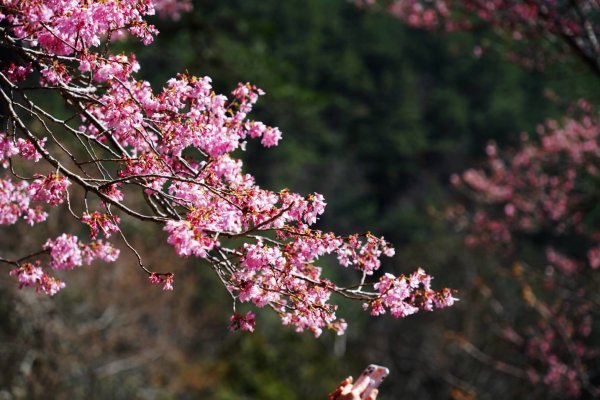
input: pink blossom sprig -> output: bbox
[7,235,119,296]
[43,234,120,270]
[369,269,457,317]
[9,262,66,296]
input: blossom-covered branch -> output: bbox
[0,1,454,336]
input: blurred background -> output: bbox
[1,0,598,399]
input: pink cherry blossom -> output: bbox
[30,173,70,206]
[37,274,66,296]
[0,179,48,226]
[9,263,65,296]
[9,263,44,288]
[44,234,84,270]
[81,211,121,239]
[229,311,256,332]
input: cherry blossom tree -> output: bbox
[0,1,455,338]
[356,1,600,397]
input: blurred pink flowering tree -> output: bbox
[0,1,455,337]
[449,102,600,398]
[359,0,600,397]
[359,0,600,71]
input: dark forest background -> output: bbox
[1,1,598,399]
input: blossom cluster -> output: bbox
[370,269,456,317]
[9,262,65,296]
[0,179,48,226]
[149,272,174,291]
[44,234,120,270]
[30,174,71,207]
[8,234,119,296]
[229,311,257,333]
[0,134,44,167]
[3,0,159,55]
[81,212,121,239]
